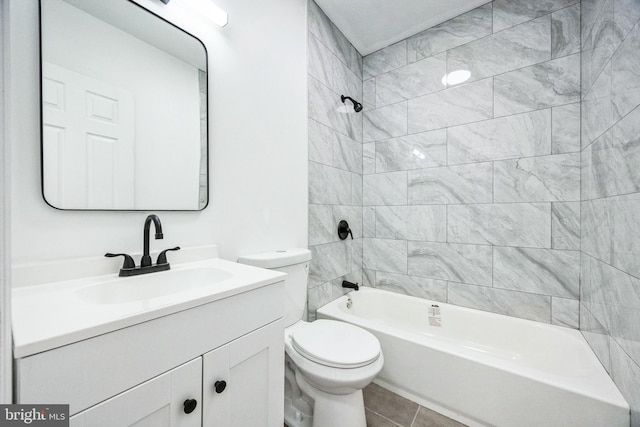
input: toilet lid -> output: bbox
[291,320,380,368]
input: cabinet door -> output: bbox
[203,319,284,427]
[70,358,202,427]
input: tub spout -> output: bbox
[342,280,359,291]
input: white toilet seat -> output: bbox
[285,320,384,395]
[291,319,380,368]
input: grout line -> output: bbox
[409,406,420,427]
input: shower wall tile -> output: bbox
[447,203,551,247]
[408,78,493,133]
[611,21,640,121]
[356,0,583,330]
[375,54,446,107]
[308,0,362,77]
[375,206,446,241]
[552,103,581,154]
[581,0,608,47]
[309,241,353,288]
[363,142,376,174]
[363,41,407,80]
[494,53,580,116]
[363,79,376,109]
[308,2,363,318]
[582,0,619,94]
[447,110,552,164]
[363,269,376,288]
[408,163,493,205]
[493,0,579,32]
[309,161,353,205]
[581,62,614,148]
[447,282,552,323]
[334,133,363,174]
[375,271,448,302]
[582,106,640,200]
[551,202,580,250]
[610,340,640,426]
[408,242,493,286]
[446,16,551,83]
[611,306,640,364]
[493,247,580,298]
[363,206,376,238]
[407,3,493,62]
[614,0,640,41]
[308,76,361,141]
[581,198,613,263]
[551,4,581,58]
[363,171,408,206]
[309,205,363,246]
[611,194,640,279]
[308,118,335,166]
[580,302,612,370]
[308,34,334,89]
[363,238,408,274]
[309,205,334,246]
[493,153,580,202]
[375,130,447,172]
[551,297,580,328]
[309,119,362,173]
[333,59,363,102]
[363,102,408,142]
[351,173,363,205]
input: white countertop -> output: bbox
[12,258,285,358]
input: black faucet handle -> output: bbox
[105,253,136,269]
[157,246,181,265]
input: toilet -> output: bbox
[238,249,384,427]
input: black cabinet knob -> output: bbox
[214,380,227,394]
[183,399,197,414]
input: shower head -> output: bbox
[340,95,363,113]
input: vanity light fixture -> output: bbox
[162,0,228,27]
[441,70,471,87]
[183,0,228,27]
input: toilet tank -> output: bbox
[237,249,312,328]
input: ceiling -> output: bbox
[314,0,492,56]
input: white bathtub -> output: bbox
[317,287,629,427]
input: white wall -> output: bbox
[1,0,13,403]
[8,0,307,267]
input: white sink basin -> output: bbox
[75,267,232,304]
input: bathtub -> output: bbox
[317,287,629,427]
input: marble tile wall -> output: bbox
[307,1,363,320]
[361,1,582,326]
[580,0,640,422]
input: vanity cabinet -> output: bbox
[15,281,285,427]
[68,320,283,427]
[203,320,283,426]
[70,358,203,427]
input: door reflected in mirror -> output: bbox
[40,0,208,210]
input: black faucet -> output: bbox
[141,214,163,267]
[105,214,180,277]
[342,280,359,291]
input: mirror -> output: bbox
[40,0,208,210]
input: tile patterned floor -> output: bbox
[363,383,467,427]
[285,382,466,427]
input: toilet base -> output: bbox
[284,394,313,427]
[296,370,367,427]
